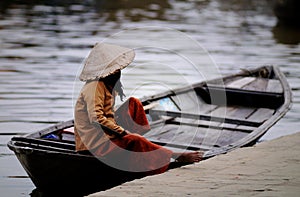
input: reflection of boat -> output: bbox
[274,0,300,26]
[94,0,171,10]
[272,23,300,45]
[8,65,291,195]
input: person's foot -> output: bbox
[173,151,204,163]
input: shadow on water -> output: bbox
[272,0,300,45]
[30,187,110,197]
[28,162,184,197]
[272,22,300,45]
[29,175,144,197]
[273,0,300,27]
[30,189,100,197]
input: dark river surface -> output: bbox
[0,0,299,196]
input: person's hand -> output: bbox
[124,130,142,137]
[124,130,132,135]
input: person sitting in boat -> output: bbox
[74,42,203,175]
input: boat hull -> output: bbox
[9,142,143,195]
[7,65,292,194]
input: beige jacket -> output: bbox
[74,80,125,151]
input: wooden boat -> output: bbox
[7,65,291,195]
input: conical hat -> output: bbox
[79,42,135,81]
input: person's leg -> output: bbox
[116,97,150,134]
[107,133,170,174]
[112,134,203,173]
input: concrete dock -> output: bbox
[88,132,300,197]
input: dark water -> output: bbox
[0,0,299,196]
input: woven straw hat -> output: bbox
[79,42,135,81]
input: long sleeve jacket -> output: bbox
[74,80,125,152]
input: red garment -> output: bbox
[115,97,151,134]
[91,97,173,175]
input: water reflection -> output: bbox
[272,22,300,45]
[30,188,100,197]
[0,0,85,9]
[217,0,275,13]
[94,0,171,22]
[273,0,300,27]
[0,0,172,22]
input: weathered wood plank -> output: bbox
[226,77,256,88]
[226,106,256,120]
[149,138,211,151]
[150,110,262,127]
[243,78,269,91]
[200,128,222,147]
[147,125,207,150]
[215,129,248,147]
[208,106,255,121]
[266,79,283,93]
[247,108,275,122]
[171,91,196,112]
[143,124,178,139]
[223,106,257,132]
[167,118,253,133]
[208,106,234,117]
[148,121,239,150]
[171,126,224,149]
[171,91,217,113]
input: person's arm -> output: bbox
[86,82,126,137]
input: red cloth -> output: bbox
[92,97,173,175]
[115,97,151,135]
